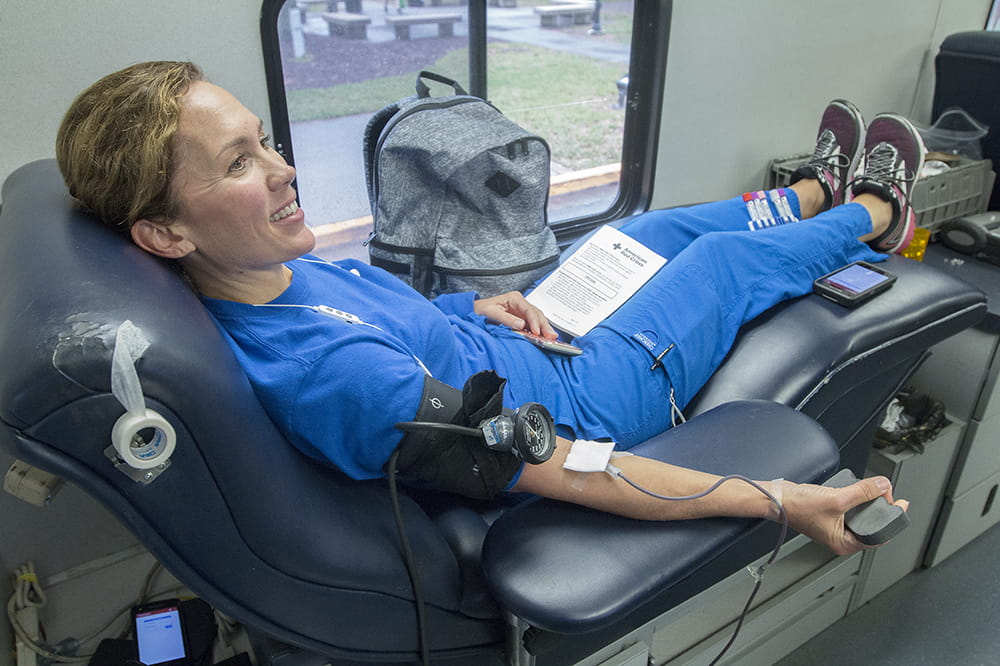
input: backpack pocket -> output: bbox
[432,231,560,298]
[369,240,436,297]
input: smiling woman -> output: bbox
[127,80,316,304]
[57,62,316,304]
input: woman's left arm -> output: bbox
[512,437,909,556]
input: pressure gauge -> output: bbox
[479,402,556,464]
[512,403,556,464]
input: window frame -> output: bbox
[259,0,671,244]
[990,1,1000,30]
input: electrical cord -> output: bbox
[610,471,788,666]
[7,559,194,664]
[7,561,91,663]
[387,448,431,666]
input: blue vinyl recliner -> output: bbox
[0,159,987,664]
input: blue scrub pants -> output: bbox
[564,190,885,449]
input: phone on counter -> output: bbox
[132,599,190,665]
[813,261,896,307]
[518,331,583,356]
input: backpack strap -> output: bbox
[362,101,401,214]
[364,71,471,213]
[415,70,469,98]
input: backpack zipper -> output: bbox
[369,238,435,255]
[432,253,560,277]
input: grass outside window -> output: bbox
[287,42,626,172]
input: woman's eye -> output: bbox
[229,155,247,173]
[260,134,272,149]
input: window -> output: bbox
[261,0,667,262]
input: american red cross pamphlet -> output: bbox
[526,226,667,338]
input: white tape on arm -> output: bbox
[563,440,616,473]
[767,478,784,520]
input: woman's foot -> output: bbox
[851,113,927,254]
[790,99,866,213]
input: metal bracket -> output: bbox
[103,444,171,484]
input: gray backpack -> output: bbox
[363,72,559,299]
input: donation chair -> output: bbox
[0,160,987,665]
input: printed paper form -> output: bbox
[526,226,667,338]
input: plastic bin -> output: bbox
[911,158,995,232]
[914,107,989,161]
[766,154,995,235]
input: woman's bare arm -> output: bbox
[513,437,907,555]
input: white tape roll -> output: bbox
[111,409,177,469]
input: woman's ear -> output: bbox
[131,219,195,259]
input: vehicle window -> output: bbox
[261,0,662,262]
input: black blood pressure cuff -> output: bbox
[391,371,523,500]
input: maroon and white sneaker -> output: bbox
[851,113,927,254]
[790,99,866,211]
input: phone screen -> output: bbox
[819,263,890,293]
[813,261,896,307]
[135,604,186,665]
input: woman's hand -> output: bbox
[474,291,557,338]
[779,476,909,555]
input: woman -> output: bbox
[57,61,914,555]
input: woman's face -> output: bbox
[165,81,315,277]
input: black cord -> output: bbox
[386,448,785,666]
[387,449,431,666]
[614,472,788,666]
[395,421,483,438]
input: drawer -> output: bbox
[656,545,861,664]
[949,414,1000,496]
[926,468,1000,566]
[908,328,997,423]
[975,341,1000,422]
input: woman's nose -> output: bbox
[267,152,296,189]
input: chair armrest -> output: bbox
[481,399,838,635]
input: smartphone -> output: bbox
[813,261,896,307]
[517,330,583,356]
[133,600,190,665]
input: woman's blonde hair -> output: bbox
[56,61,203,233]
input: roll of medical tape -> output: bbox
[111,409,177,469]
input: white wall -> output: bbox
[0,0,272,191]
[651,0,993,208]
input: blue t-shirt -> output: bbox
[202,257,590,480]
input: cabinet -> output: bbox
[649,536,862,666]
[910,245,1000,567]
[561,244,998,666]
[849,245,1000,607]
[854,418,965,606]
